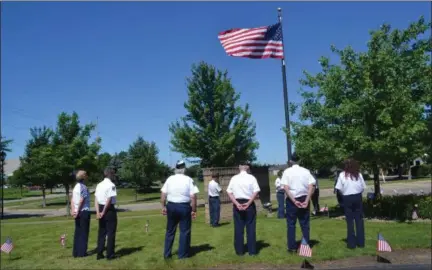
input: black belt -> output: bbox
[98,204,115,210]
[235,198,250,203]
[209,196,219,198]
[167,201,190,205]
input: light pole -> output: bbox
[1,151,6,220]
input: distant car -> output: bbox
[3,185,9,189]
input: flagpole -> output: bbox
[277,8,292,162]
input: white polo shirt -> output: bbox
[72,182,90,213]
[281,164,316,198]
[335,171,367,196]
[275,177,283,192]
[208,179,222,197]
[226,171,261,200]
[161,173,199,203]
[95,178,117,205]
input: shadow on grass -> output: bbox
[2,213,44,220]
[134,196,160,203]
[296,239,320,248]
[116,246,144,258]
[242,240,271,255]
[189,244,215,257]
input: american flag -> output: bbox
[298,237,312,257]
[377,233,392,252]
[218,23,284,59]
[60,234,66,247]
[1,237,14,254]
[320,205,328,212]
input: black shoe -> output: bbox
[107,255,117,260]
[97,254,105,260]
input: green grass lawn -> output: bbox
[1,207,430,270]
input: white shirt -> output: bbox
[275,177,283,192]
[72,182,90,213]
[95,178,117,205]
[335,172,367,196]
[226,171,261,199]
[208,179,222,197]
[161,173,199,203]
[281,164,316,198]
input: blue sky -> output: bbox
[2,1,430,166]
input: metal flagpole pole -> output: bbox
[277,8,293,162]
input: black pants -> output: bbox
[343,193,365,249]
[97,204,117,258]
[311,189,320,213]
[286,195,310,250]
[276,191,286,218]
[209,196,221,226]
[164,202,192,259]
[73,210,90,257]
[233,199,256,255]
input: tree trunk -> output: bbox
[20,185,23,197]
[42,188,46,208]
[373,163,381,200]
[135,187,138,202]
[50,187,53,194]
[408,165,412,180]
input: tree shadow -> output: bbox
[189,244,215,257]
[2,213,44,220]
[135,196,160,202]
[296,239,320,248]
[116,246,144,258]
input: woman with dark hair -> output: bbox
[335,159,367,249]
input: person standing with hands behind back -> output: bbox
[275,170,285,219]
[71,170,91,258]
[161,160,199,259]
[95,168,118,260]
[227,163,261,256]
[335,158,366,249]
[281,153,316,253]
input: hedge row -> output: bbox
[363,194,432,221]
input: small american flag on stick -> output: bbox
[298,237,312,257]
[320,205,328,212]
[1,237,14,254]
[377,233,392,252]
[60,234,66,247]
[218,23,284,59]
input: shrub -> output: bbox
[363,194,432,221]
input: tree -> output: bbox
[290,17,431,197]
[89,152,112,184]
[19,127,60,207]
[0,136,13,154]
[52,112,101,213]
[119,136,165,201]
[109,151,127,183]
[169,62,259,167]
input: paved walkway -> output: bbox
[2,181,430,218]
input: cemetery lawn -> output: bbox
[1,209,431,269]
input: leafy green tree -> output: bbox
[169,62,259,167]
[89,152,112,184]
[290,17,431,197]
[19,127,60,207]
[0,136,13,154]
[52,112,101,213]
[109,151,127,183]
[119,136,165,201]
[7,166,27,197]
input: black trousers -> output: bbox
[164,202,192,259]
[311,189,320,213]
[209,196,221,226]
[343,193,365,249]
[97,204,117,258]
[73,210,90,257]
[233,199,256,255]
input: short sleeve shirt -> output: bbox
[72,182,90,212]
[161,173,199,203]
[226,171,261,199]
[335,172,367,196]
[281,165,316,198]
[95,178,117,205]
[208,180,222,197]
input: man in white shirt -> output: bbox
[161,160,199,259]
[275,170,285,219]
[227,163,261,256]
[95,168,118,260]
[208,172,222,227]
[281,153,316,252]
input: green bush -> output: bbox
[363,194,432,221]
[415,164,431,177]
